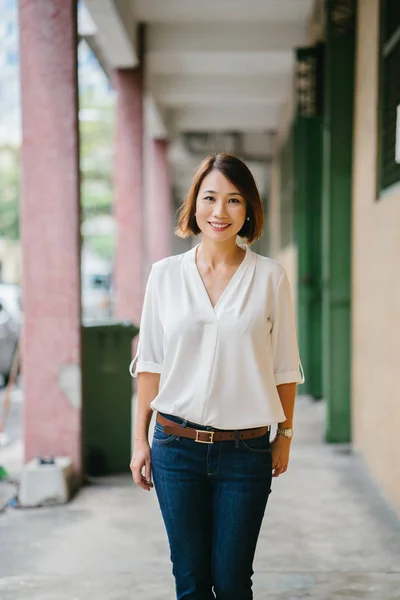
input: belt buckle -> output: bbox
[195,430,215,444]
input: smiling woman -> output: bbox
[175,152,264,243]
[130,152,304,600]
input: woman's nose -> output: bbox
[213,203,228,219]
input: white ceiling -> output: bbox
[136,0,313,134]
[132,0,314,24]
[81,0,139,68]
[83,0,314,134]
[83,0,315,198]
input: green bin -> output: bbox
[82,321,138,476]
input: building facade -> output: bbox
[269,0,400,511]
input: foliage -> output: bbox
[0,60,115,251]
[0,144,20,240]
[79,98,115,220]
[79,92,116,262]
[89,234,116,261]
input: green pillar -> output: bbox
[322,0,356,442]
[294,116,323,400]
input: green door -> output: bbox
[322,0,356,442]
[294,116,324,400]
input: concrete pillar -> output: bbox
[18,1,82,471]
[146,139,173,266]
[113,69,144,324]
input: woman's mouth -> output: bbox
[208,222,231,232]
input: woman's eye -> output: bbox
[204,196,214,201]
[229,198,240,203]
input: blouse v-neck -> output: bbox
[190,243,250,314]
[130,244,305,429]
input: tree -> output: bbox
[0,144,20,240]
[80,99,115,219]
[79,93,116,260]
[0,47,116,260]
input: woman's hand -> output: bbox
[270,434,291,477]
[130,439,154,491]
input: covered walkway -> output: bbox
[1,396,400,599]
[15,0,400,514]
[2,2,399,596]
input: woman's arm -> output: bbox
[271,382,297,478]
[129,265,164,491]
[277,382,296,429]
[134,372,160,441]
[130,372,160,491]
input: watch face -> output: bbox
[283,429,293,438]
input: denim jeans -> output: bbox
[151,412,273,600]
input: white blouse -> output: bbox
[129,243,304,429]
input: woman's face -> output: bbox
[195,170,247,242]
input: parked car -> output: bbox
[0,284,22,386]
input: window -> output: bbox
[380,0,400,191]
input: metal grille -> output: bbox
[295,45,324,118]
[383,0,400,43]
[382,40,400,189]
[381,0,400,190]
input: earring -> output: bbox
[246,216,250,221]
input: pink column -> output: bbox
[146,139,173,265]
[19,1,82,472]
[113,69,144,324]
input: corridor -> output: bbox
[1,396,399,599]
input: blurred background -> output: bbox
[0,1,400,595]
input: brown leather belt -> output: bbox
[157,414,270,445]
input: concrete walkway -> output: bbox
[1,396,400,599]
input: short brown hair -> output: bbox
[175,153,264,244]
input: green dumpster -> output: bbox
[82,321,139,476]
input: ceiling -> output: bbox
[81,0,316,199]
[138,0,313,134]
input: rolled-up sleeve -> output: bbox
[270,269,305,386]
[129,266,163,378]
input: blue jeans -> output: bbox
[151,412,273,600]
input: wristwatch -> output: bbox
[276,427,293,439]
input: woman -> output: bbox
[129,153,304,600]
